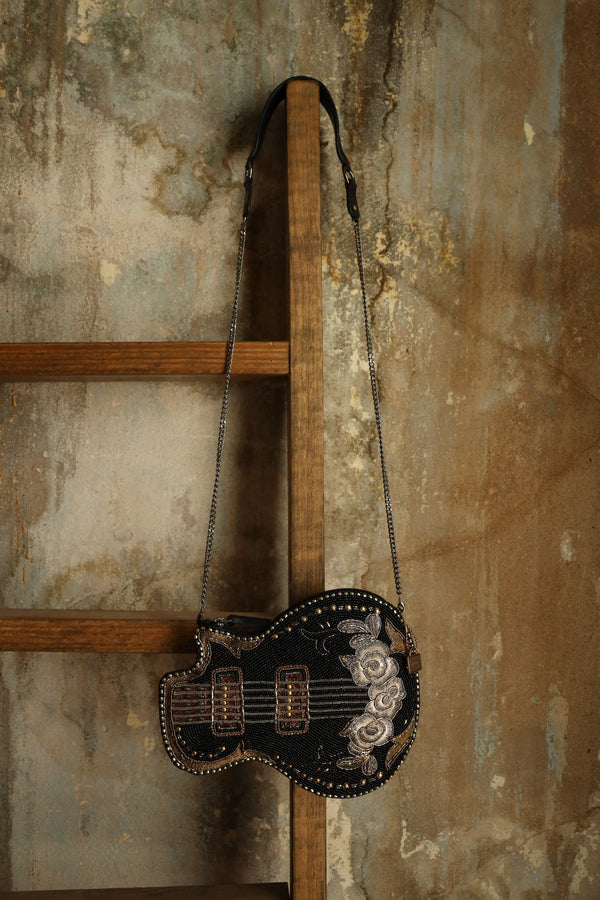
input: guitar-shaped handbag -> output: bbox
[159,77,421,799]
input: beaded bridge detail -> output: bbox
[276,666,309,734]
[159,589,420,799]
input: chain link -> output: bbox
[199,219,247,617]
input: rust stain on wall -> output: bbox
[2,0,67,167]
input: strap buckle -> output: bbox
[342,161,360,221]
[243,160,254,220]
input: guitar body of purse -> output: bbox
[159,77,421,799]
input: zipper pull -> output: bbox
[407,650,422,674]
[406,628,422,674]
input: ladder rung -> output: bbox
[0,609,274,654]
[0,342,289,380]
[0,884,290,899]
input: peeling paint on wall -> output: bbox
[546,686,569,782]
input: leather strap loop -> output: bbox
[243,76,360,222]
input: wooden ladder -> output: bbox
[0,80,327,899]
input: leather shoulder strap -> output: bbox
[243,76,359,222]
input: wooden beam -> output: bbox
[286,79,327,900]
[0,609,197,653]
[0,609,269,654]
[0,884,290,899]
[0,341,289,380]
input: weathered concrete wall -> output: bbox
[1,1,599,896]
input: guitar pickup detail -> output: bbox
[276,665,309,735]
[212,667,244,736]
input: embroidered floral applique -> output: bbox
[337,612,408,775]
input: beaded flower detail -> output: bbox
[337,612,408,776]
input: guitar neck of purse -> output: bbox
[198,77,404,620]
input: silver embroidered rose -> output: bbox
[367,675,406,717]
[337,612,407,775]
[346,712,394,751]
[340,639,399,687]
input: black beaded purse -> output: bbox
[159,78,421,799]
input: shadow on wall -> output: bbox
[0,675,9,885]
[236,102,288,343]
[207,100,289,615]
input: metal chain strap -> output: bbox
[353,220,403,610]
[199,219,247,616]
[198,192,404,618]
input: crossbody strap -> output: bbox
[199,77,403,620]
[243,76,359,222]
